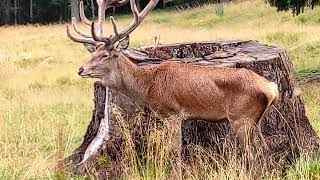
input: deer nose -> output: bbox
[78,67,84,75]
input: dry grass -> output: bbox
[108,108,254,180]
[0,0,320,179]
[94,107,299,180]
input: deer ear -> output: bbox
[117,36,130,50]
[84,43,96,53]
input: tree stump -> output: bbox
[64,40,319,178]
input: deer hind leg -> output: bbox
[230,118,256,161]
[256,101,272,151]
[257,84,279,149]
[231,117,269,179]
[258,82,279,123]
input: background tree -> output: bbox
[70,0,80,22]
[267,0,320,15]
[30,0,33,22]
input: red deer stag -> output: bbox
[67,0,279,173]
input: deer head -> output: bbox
[67,0,159,79]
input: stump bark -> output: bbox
[65,40,319,178]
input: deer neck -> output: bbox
[115,53,152,106]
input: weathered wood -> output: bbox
[65,40,319,178]
[299,75,320,85]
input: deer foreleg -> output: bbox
[76,87,110,167]
[169,118,183,180]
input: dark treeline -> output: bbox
[0,0,160,25]
[0,0,71,25]
[0,0,319,25]
[0,0,213,25]
[0,0,131,25]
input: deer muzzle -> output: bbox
[78,66,93,77]
[78,67,84,75]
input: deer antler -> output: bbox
[67,0,159,48]
[68,0,129,44]
[67,1,98,44]
[94,0,130,36]
[79,0,129,27]
[92,0,159,48]
[79,1,92,26]
[68,0,107,42]
[72,17,92,38]
[67,25,96,45]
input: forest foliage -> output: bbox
[0,0,319,25]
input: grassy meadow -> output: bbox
[1,0,320,179]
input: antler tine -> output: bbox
[129,0,139,23]
[96,0,108,36]
[139,0,158,19]
[108,0,159,46]
[110,16,119,36]
[72,17,92,38]
[89,0,117,42]
[79,1,92,26]
[106,0,129,7]
[67,25,96,45]
[91,22,110,43]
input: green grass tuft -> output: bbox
[266,31,304,47]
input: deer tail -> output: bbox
[259,81,279,122]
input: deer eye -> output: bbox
[102,54,109,60]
